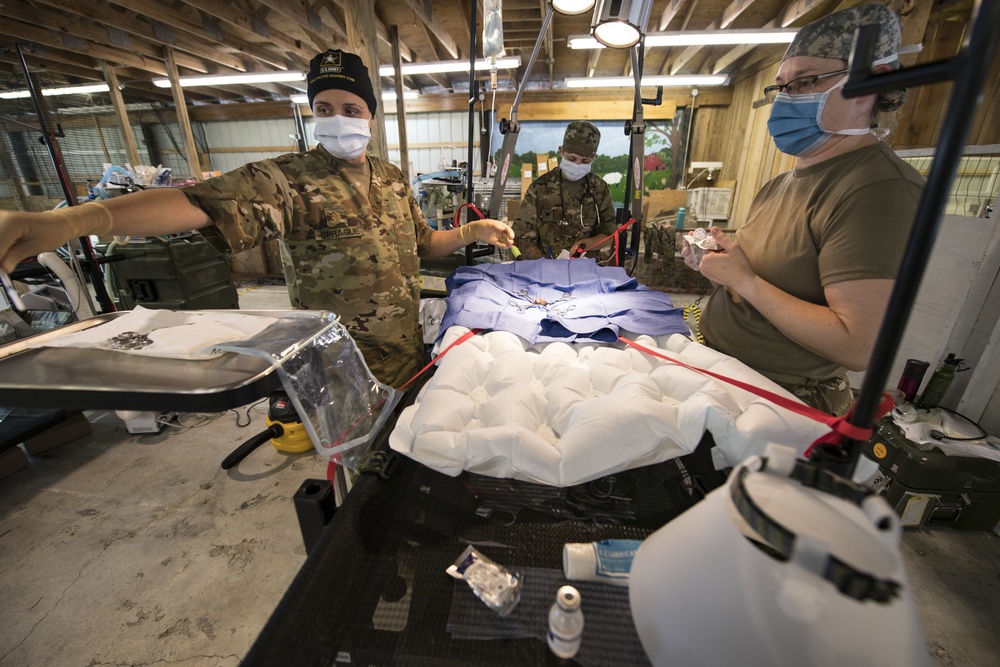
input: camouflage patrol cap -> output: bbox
[784,4,906,111]
[562,121,601,157]
[783,4,901,63]
[307,49,378,115]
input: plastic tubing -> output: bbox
[36,251,96,319]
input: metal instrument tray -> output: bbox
[0,310,330,412]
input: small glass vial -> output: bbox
[547,585,584,659]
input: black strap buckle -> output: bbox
[358,450,399,480]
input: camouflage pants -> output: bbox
[773,373,853,417]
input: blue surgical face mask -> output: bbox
[766,76,870,156]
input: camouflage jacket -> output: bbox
[182,147,434,387]
[511,167,616,258]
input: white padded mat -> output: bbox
[389,327,831,487]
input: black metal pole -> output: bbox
[14,44,116,314]
[464,0,482,265]
[817,0,1000,475]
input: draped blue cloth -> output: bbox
[438,258,689,344]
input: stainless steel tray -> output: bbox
[0,310,332,412]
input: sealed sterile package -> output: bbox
[684,228,719,270]
[216,313,399,471]
[447,545,523,616]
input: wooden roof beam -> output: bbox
[254,0,347,53]
[28,0,249,73]
[400,0,461,60]
[2,1,212,74]
[103,0,302,70]
[0,21,170,76]
[658,0,686,31]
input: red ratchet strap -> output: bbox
[619,336,893,454]
[575,218,637,266]
[326,328,481,481]
[454,202,486,228]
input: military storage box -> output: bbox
[863,417,1000,530]
[110,233,239,310]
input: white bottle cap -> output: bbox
[563,542,596,581]
[556,585,582,611]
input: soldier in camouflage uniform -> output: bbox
[0,49,514,388]
[511,121,617,259]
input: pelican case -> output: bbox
[862,417,1000,530]
[110,233,239,310]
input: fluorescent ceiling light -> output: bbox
[569,29,798,49]
[152,72,305,88]
[290,90,419,105]
[552,0,596,15]
[591,0,654,49]
[0,83,111,99]
[565,75,729,88]
[378,56,520,77]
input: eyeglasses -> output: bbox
[762,70,848,103]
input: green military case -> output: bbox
[110,233,239,310]
[863,417,1000,530]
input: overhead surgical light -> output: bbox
[152,72,305,88]
[565,74,729,88]
[591,0,654,49]
[552,0,596,15]
[377,56,521,77]
[0,83,111,99]
[569,28,799,49]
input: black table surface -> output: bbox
[244,376,726,666]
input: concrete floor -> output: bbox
[0,283,998,666]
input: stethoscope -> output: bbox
[557,170,600,230]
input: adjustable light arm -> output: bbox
[486,3,556,220]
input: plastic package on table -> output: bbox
[217,315,399,470]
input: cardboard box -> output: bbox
[521,163,533,198]
[536,153,549,176]
[23,412,92,455]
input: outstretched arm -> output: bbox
[698,227,891,371]
[422,218,514,259]
[0,188,211,272]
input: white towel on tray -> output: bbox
[26,306,278,360]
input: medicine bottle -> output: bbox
[547,585,584,659]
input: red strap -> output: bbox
[619,336,892,450]
[577,218,637,266]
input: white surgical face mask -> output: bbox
[560,159,591,182]
[314,115,371,161]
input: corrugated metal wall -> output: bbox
[195,111,477,179]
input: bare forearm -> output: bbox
[736,277,881,371]
[101,188,212,236]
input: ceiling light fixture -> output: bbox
[552,0,596,15]
[591,0,654,49]
[377,56,521,77]
[569,28,798,49]
[0,83,112,99]
[565,74,729,88]
[152,72,306,88]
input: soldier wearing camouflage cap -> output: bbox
[684,4,924,416]
[511,121,617,259]
[0,49,514,388]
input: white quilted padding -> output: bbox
[389,327,832,486]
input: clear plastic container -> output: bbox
[547,585,584,659]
